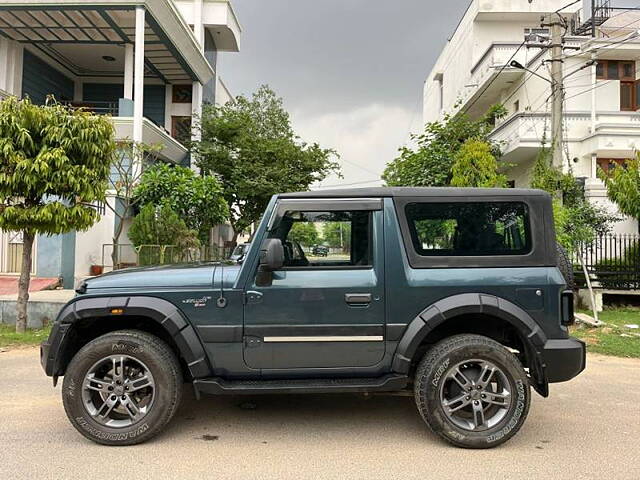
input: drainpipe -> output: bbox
[591,52,597,133]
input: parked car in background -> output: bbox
[312,244,329,257]
[230,243,250,263]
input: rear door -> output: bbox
[242,198,386,370]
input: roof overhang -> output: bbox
[175,0,241,52]
[0,0,214,84]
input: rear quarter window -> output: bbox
[405,202,531,257]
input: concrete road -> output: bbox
[1,348,639,480]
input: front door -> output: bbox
[243,200,385,370]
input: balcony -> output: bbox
[112,116,188,164]
[460,43,528,118]
[490,111,640,162]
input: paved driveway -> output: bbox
[1,348,638,480]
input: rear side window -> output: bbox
[405,202,531,256]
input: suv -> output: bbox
[41,188,584,448]
[312,244,329,257]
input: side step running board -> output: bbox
[193,374,408,396]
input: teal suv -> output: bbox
[41,188,585,448]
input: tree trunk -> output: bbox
[16,231,35,334]
[230,230,239,251]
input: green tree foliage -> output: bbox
[129,203,199,248]
[382,104,506,187]
[0,97,115,332]
[599,156,640,220]
[450,139,507,188]
[288,222,320,247]
[195,85,340,244]
[532,148,618,250]
[323,221,351,251]
[134,163,228,242]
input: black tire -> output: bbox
[556,242,575,290]
[62,330,183,446]
[414,334,530,449]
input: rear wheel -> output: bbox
[62,330,183,445]
[414,334,530,449]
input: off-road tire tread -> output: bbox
[556,242,575,290]
[414,334,530,449]
[63,329,183,446]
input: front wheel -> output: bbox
[414,334,530,448]
[62,330,183,445]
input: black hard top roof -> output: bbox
[278,187,548,199]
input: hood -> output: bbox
[82,263,242,291]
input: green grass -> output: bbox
[571,308,640,358]
[0,324,52,349]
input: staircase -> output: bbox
[571,0,613,37]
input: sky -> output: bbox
[220,0,640,189]
[220,0,471,189]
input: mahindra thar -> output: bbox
[41,187,585,448]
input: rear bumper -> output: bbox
[541,337,586,383]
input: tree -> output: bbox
[0,97,114,333]
[382,104,506,187]
[450,138,507,188]
[128,203,200,265]
[195,85,340,245]
[323,221,351,252]
[288,222,320,247]
[107,141,160,267]
[129,202,199,248]
[134,163,229,242]
[532,148,618,250]
[599,155,640,221]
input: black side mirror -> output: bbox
[256,239,284,287]
[259,238,284,272]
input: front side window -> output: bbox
[405,202,531,256]
[270,211,372,268]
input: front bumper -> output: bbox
[541,337,586,383]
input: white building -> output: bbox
[0,0,241,286]
[423,0,639,235]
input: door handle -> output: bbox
[345,293,372,305]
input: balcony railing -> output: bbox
[68,100,119,116]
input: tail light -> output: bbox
[561,290,575,326]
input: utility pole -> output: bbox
[542,14,566,169]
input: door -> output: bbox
[243,200,385,370]
[621,81,635,111]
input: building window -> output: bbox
[524,27,549,42]
[596,60,635,81]
[621,81,636,111]
[172,85,193,103]
[597,158,628,174]
[171,116,192,144]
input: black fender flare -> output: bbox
[52,295,212,379]
[391,293,547,376]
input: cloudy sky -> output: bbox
[220,0,471,189]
